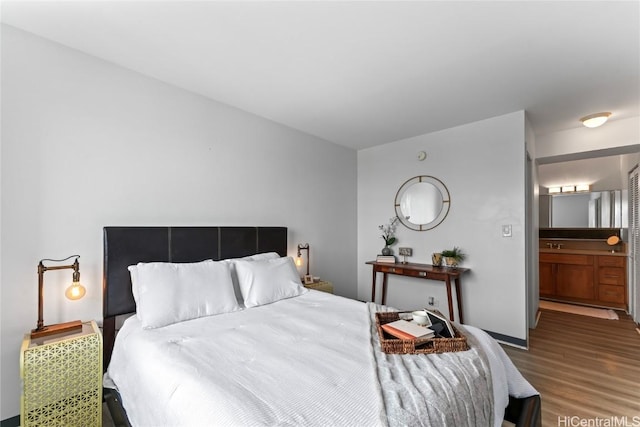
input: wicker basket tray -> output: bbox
[375,311,469,354]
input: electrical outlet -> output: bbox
[502,224,512,237]
[427,296,436,306]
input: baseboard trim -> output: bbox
[485,329,528,349]
[0,415,19,427]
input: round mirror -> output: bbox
[395,176,450,231]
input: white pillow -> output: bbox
[130,260,241,329]
[238,252,281,262]
[221,252,282,303]
[235,257,308,308]
[129,265,141,306]
[129,252,280,308]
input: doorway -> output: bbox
[536,152,638,321]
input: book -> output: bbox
[381,319,435,340]
[424,309,455,338]
[376,255,396,263]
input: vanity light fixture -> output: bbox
[580,112,611,128]
[31,255,86,339]
[296,243,310,277]
[548,184,591,194]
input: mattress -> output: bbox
[105,290,536,426]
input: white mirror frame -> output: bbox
[394,175,451,231]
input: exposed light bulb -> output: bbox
[65,281,86,300]
[295,257,302,267]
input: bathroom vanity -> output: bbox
[539,229,628,310]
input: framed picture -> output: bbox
[304,275,314,285]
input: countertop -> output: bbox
[539,248,628,257]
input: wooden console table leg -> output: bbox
[455,277,464,324]
[371,269,377,303]
[381,273,389,305]
[445,276,454,321]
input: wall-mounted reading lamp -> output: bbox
[295,243,310,277]
[31,255,86,339]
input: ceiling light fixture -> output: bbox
[580,112,611,128]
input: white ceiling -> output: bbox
[1,1,639,150]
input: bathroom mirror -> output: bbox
[540,190,627,228]
[394,175,451,231]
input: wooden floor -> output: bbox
[503,308,640,426]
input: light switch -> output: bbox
[502,224,512,237]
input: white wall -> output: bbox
[525,116,539,330]
[621,152,640,186]
[0,25,358,420]
[538,154,634,192]
[536,116,640,159]
[357,111,527,341]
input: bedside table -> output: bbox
[304,280,334,294]
[20,320,102,427]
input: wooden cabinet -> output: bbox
[539,252,627,310]
[539,261,555,296]
[596,256,626,306]
[540,253,594,301]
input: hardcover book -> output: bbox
[381,319,434,340]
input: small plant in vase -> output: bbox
[378,217,399,255]
[441,247,466,267]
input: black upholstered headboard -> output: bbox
[102,226,287,368]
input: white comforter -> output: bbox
[105,291,536,427]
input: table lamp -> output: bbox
[31,255,86,339]
[295,243,310,277]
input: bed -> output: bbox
[102,226,541,427]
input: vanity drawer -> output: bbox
[598,285,625,304]
[539,253,593,265]
[598,267,625,286]
[379,266,403,274]
[598,256,625,268]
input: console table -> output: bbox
[366,261,470,323]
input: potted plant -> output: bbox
[378,217,399,255]
[441,247,466,267]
